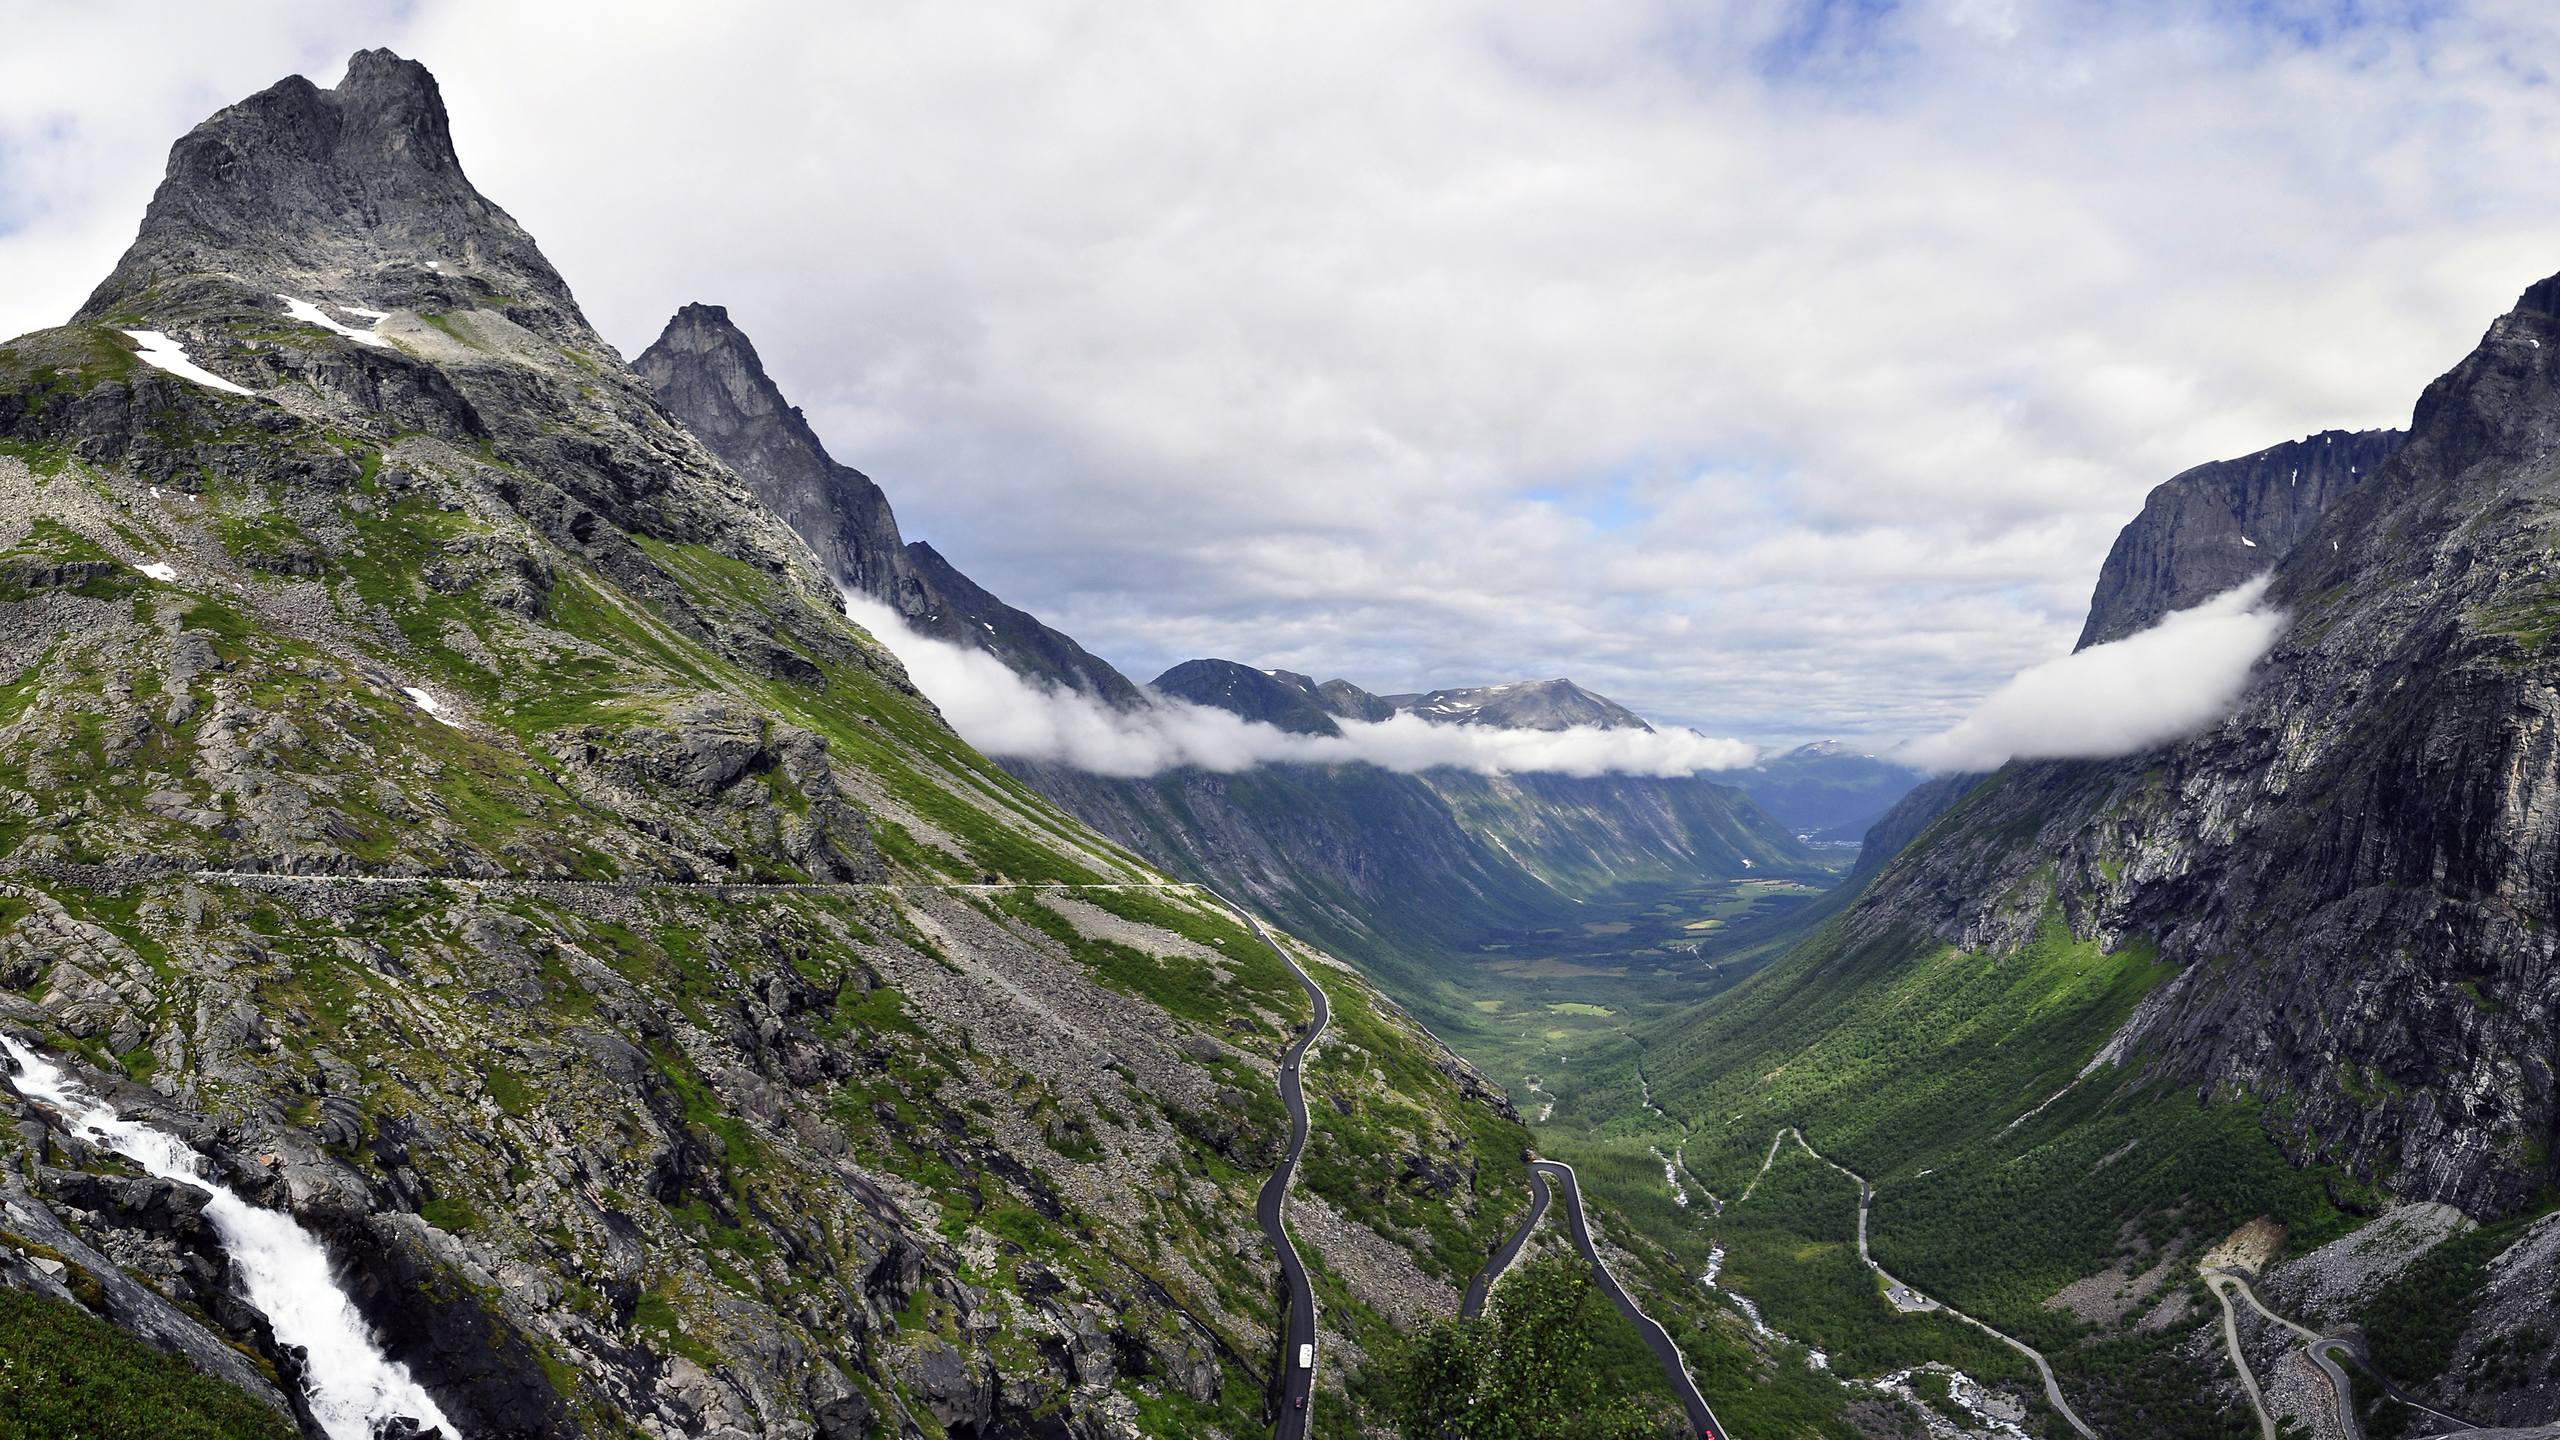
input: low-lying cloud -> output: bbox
[845,592,1755,780]
[1897,577,2287,774]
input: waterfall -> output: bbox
[1,1034,458,1440]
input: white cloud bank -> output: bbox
[1898,578,2287,774]
[844,591,1754,780]
[12,6,2537,743]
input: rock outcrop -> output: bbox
[2076,427,2405,648]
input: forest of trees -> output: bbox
[1376,1254,1680,1439]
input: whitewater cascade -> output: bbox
[1,1034,458,1440]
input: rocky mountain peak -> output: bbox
[1381,677,1652,732]
[636,304,842,480]
[636,301,919,606]
[639,306,1148,705]
[1152,659,1343,735]
[76,47,583,338]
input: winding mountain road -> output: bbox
[1461,1167,1551,1320]
[1532,1159,1735,1440]
[2205,1272,2280,1440]
[1215,895,1330,1440]
[1742,1128,2099,1440]
[2207,1267,2499,1440]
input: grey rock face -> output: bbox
[2076,427,2406,648]
[635,306,1147,708]
[632,305,923,612]
[900,540,1145,706]
[1853,275,2560,1217]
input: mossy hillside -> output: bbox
[0,285,1525,1438]
[1649,915,2178,1175]
[0,1286,296,1440]
[0,440,1141,888]
[1291,943,1533,1287]
[0,836,1511,1438]
[2362,1203,2558,1410]
[1,872,1331,1434]
[1619,909,2381,1437]
[0,311,1157,889]
[0,326,141,421]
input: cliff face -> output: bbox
[1844,283,2560,1217]
[632,304,923,611]
[1639,293,2560,1429]
[0,50,1524,1439]
[2077,427,2406,648]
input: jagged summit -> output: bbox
[78,47,586,340]
[1147,665,1659,735]
[637,303,1146,705]
[635,302,921,607]
[1152,659,1344,735]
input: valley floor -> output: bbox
[1391,871,2560,1440]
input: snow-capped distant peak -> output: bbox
[121,330,254,396]
[278,295,388,347]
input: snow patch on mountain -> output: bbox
[121,330,253,395]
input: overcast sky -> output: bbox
[6,1,2556,746]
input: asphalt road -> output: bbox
[2204,1272,2278,1440]
[1776,1128,2099,1439]
[1220,897,1330,1440]
[1530,1160,1734,1440]
[1460,1167,1551,1320]
[2211,1267,2494,1440]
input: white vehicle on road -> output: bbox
[1297,1342,1314,1369]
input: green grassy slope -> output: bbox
[0,1289,295,1440]
[0,313,1531,1436]
[1617,905,2376,1437]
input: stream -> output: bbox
[2,1034,457,1440]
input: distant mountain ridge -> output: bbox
[1152,658,1343,734]
[1737,739,1924,841]
[638,314,1820,1007]
[1375,677,1650,732]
